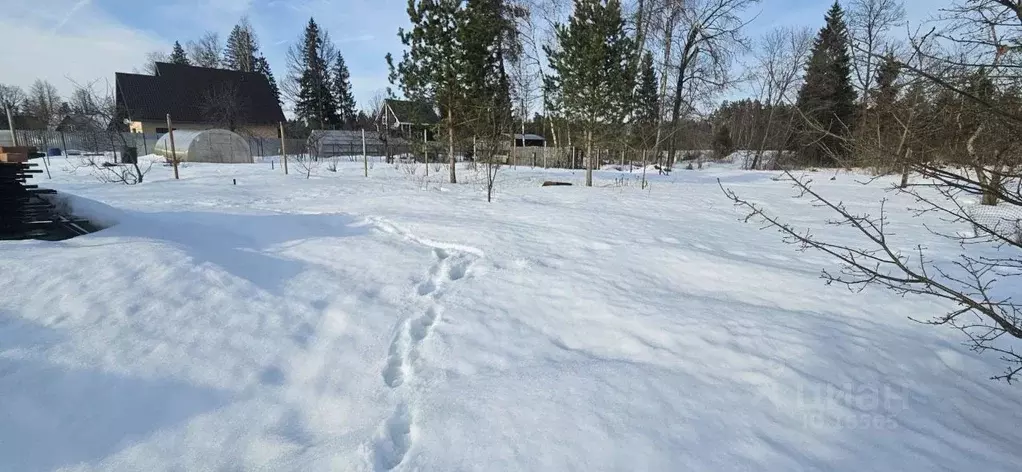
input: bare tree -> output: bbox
[750,26,813,169]
[187,32,223,68]
[200,83,251,133]
[849,0,907,101]
[65,80,151,184]
[292,133,321,179]
[24,79,62,129]
[664,0,759,166]
[1,84,26,139]
[0,84,26,113]
[140,51,169,75]
[723,0,1022,383]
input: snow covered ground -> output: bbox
[2,155,1020,471]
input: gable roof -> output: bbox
[384,99,440,125]
[56,114,105,132]
[116,62,284,125]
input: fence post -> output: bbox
[279,122,289,175]
[60,132,69,161]
[4,104,17,146]
[362,129,368,177]
[424,128,428,176]
[167,114,179,179]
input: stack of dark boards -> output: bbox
[0,162,93,240]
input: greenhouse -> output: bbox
[154,129,252,164]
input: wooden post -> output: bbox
[167,114,179,180]
[543,134,547,168]
[362,128,368,177]
[279,122,289,175]
[4,104,17,147]
[41,148,52,179]
[60,132,69,160]
[110,132,117,164]
[424,128,428,177]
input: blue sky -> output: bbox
[1,0,951,111]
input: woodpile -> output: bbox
[0,146,30,163]
[0,162,92,240]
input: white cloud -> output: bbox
[53,0,93,32]
[0,0,165,99]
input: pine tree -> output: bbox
[170,41,190,65]
[388,0,467,184]
[295,18,340,129]
[254,55,281,106]
[634,51,659,147]
[545,0,636,186]
[460,0,517,121]
[223,17,259,72]
[331,52,357,129]
[794,1,857,166]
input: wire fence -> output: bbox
[3,129,659,169]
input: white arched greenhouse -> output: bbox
[154,129,253,164]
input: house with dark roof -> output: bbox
[378,99,440,140]
[115,62,285,138]
[55,113,105,133]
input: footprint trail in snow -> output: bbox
[368,218,482,470]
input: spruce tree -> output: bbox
[223,17,259,72]
[388,0,466,183]
[170,41,190,65]
[634,51,659,147]
[865,52,901,170]
[794,1,857,166]
[871,53,900,108]
[332,53,357,129]
[545,0,636,186]
[254,55,281,106]
[295,18,340,129]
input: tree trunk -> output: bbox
[568,131,573,169]
[668,30,699,166]
[753,106,778,170]
[448,108,456,184]
[585,129,593,187]
[640,149,648,189]
[652,13,675,170]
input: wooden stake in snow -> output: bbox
[4,103,17,147]
[279,122,289,176]
[362,129,368,177]
[424,128,429,177]
[167,114,179,180]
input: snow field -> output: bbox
[0,155,1020,471]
